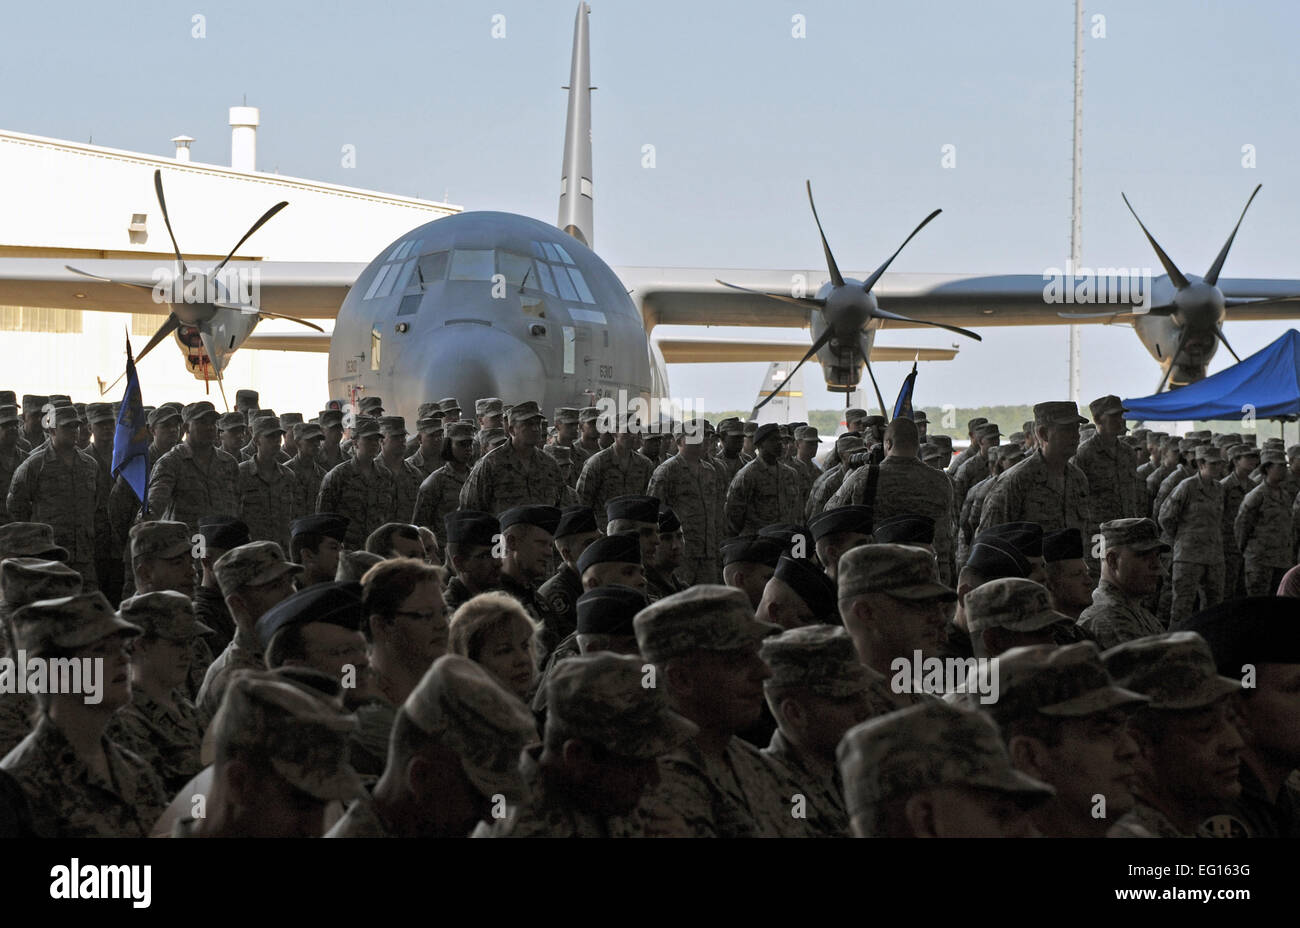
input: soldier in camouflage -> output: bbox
[1159,446,1226,624]
[647,422,725,586]
[317,418,397,550]
[575,414,654,516]
[1078,518,1168,649]
[0,404,27,524]
[725,423,804,537]
[414,421,476,549]
[805,433,864,522]
[145,402,240,538]
[1236,448,1294,596]
[237,416,302,554]
[461,401,565,514]
[378,416,423,524]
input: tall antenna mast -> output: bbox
[1068,0,1084,402]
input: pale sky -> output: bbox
[4,0,1297,411]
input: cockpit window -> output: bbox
[562,265,595,303]
[416,251,449,288]
[450,249,495,281]
[497,251,533,288]
[533,261,558,297]
[551,243,576,265]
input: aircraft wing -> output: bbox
[654,335,957,363]
[0,258,364,319]
[244,332,332,352]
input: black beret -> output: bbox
[444,510,499,547]
[964,538,1031,580]
[197,515,251,551]
[555,506,598,538]
[753,422,781,446]
[657,506,682,534]
[1172,597,1300,675]
[721,537,783,568]
[575,585,646,636]
[978,522,1044,558]
[255,580,364,649]
[810,505,874,542]
[290,513,348,542]
[773,555,838,623]
[577,532,642,575]
[871,514,936,545]
[605,495,660,525]
[1042,527,1084,563]
[500,505,562,535]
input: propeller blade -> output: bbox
[64,265,158,293]
[199,329,228,397]
[1204,184,1262,286]
[135,314,181,364]
[153,169,188,277]
[209,200,289,278]
[1224,295,1300,309]
[857,333,888,419]
[714,279,824,309]
[805,181,844,288]
[752,327,834,418]
[257,311,325,333]
[1154,329,1187,394]
[860,209,942,295]
[1121,192,1188,290]
[1214,326,1242,363]
[870,306,983,341]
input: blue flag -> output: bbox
[112,337,150,509]
[892,360,919,421]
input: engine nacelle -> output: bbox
[1132,314,1217,388]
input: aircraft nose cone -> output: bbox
[420,324,546,408]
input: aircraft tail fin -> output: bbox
[557,2,594,248]
[752,361,808,425]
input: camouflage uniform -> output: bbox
[237,457,301,554]
[1144,462,1179,511]
[575,446,655,517]
[1153,464,1194,526]
[146,443,241,536]
[1077,578,1165,650]
[1236,481,1294,596]
[805,463,848,522]
[384,456,424,525]
[1158,470,1225,624]
[317,459,398,550]
[0,445,27,524]
[712,453,746,489]
[6,441,107,586]
[952,447,992,512]
[413,464,469,547]
[788,456,820,507]
[196,625,266,719]
[978,449,1091,538]
[461,444,565,515]
[647,453,724,585]
[1074,434,1139,545]
[535,563,583,667]
[959,473,998,565]
[108,692,205,795]
[285,454,327,518]
[724,457,804,537]
[405,447,438,482]
[1221,469,1253,598]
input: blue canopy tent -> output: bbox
[1123,330,1300,427]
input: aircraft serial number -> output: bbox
[599,364,614,379]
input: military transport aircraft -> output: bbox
[3,2,1300,427]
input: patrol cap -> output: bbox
[475,397,504,417]
[197,516,251,552]
[553,407,579,425]
[10,592,141,658]
[403,654,537,802]
[294,422,324,442]
[1089,395,1127,420]
[72,402,87,423]
[0,558,83,607]
[634,584,780,663]
[0,390,14,406]
[871,514,935,546]
[1033,401,1088,427]
[578,406,600,423]
[335,551,382,583]
[998,444,1026,466]
[318,409,343,429]
[414,417,441,437]
[118,590,212,641]
[809,505,873,542]
[989,642,1148,721]
[206,672,364,801]
[966,578,1072,635]
[437,398,461,415]
[251,415,285,439]
[500,505,562,536]
[838,544,956,602]
[721,536,783,568]
[445,421,476,441]
[862,415,887,430]
[771,555,837,620]
[930,434,953,452]
[577,532,641,575]
[377,416,407,437]
[554,506,598,539]
[1100,517,1169,554]
[85,402,115,425]
[606,495,659,525]
[290,513,348,542]
[753,422,781,446]
[21,395,48,416]
[129,520,193,561]
[49,394,72,408]
[182,401,219,423]
[966,416,988,431]
[0,523,68,562]
[0,405,18,427]
[351,417,381,439]
[1042,528,1084,563]
[657,507,682,535]
[974,423,1001,441]
[919,442,943,462]
[252,408,277,422]
[547,652,698,758]
[576,585,645,636]
[278,413,303,429]
[761,624,881,699]
[1102,632,1241,711]
[416,402,441,420]
[844,408,868,426]
[717,418,743,437]
[234,389,259,407]
[508,401,543,423]
[214,541,303,598]
[48,406,79,429]
[794,426,820,443]
[1228,443,1258,461]
[912,410,928,424]
[979,522,1044,559]
[964,539,1031,580]
[837,700,1055,820]
[256,580,364,649]
[1260,449,1286,466]
[834,433,866,455]
[358,396,385,415]
[742,420,758,436]
[1195,446,1224,463]
[444,510,499,548]
[216,411,247,432]
[1172,596,1300,675]
[145,405,181,429]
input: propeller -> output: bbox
[726,181,981,415]
[1154,329,1188,394]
